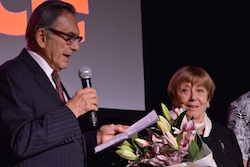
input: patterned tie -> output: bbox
[51,70,66,104]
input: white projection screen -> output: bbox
[0,0,145,111]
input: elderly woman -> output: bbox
[167,65,243,167]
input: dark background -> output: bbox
[141,0,250,126]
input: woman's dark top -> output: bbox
[202,121,244,167]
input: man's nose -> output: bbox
[70,40,80,51]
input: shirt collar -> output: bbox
[26,48,54,78]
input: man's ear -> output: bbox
[35,28,47,48]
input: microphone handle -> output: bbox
[81,78,91,88]
[81,78,98,130]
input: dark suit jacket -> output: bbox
[0,48,97,167]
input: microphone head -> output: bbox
[78,66,92,79]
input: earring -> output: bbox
[207,103,210,108]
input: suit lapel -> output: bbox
[20,48,63,104]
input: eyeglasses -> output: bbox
[47,28,83,45]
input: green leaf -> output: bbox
[195,134,203,149]
[131,134,140,151]
[176,132,183,146]
[172,110,188,129]
[185,140,201,161]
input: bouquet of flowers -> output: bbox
[115,103,217,167]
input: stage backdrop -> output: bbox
[0,0,145,111]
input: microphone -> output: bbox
[78,66,98,131]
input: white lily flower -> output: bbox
[174,107,185,116]
[172,127,181,134]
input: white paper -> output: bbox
[94,110,159,153]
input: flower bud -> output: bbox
[122,140,131,147]
[116,150,137,160]
[165,131,178,150]
[159,115,171,129]
[135,138,149,148]
[117,145,134,152]
[157,116,170,133]
[161,103,170,122]
[157,121,167,133]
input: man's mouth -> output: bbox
[63,54,70,58]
